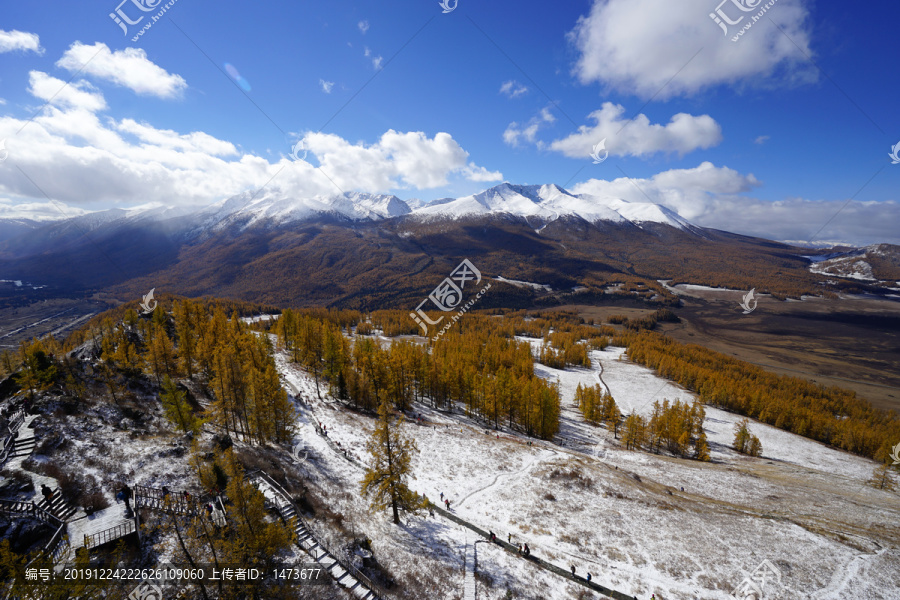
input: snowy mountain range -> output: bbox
[411,183,693,231]
[6,182,694,235]
[0,182,895,308]
[200,182,696,231]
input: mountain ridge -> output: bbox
[0,183,896,309]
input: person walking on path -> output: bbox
[586,573,592,583]
[507,533,511,544]
[40,484,53,506]
[571,565,576,578]
[523,543,530,557]
[122,484,133,513]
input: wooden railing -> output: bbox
[7,410,24,435]
[46,524,70,563]
[23,522,69,570]
[133,485,202,515]
[84,520,135,550]
[0,435,15,466]
[0,499,62,528]
[0,410,25,467]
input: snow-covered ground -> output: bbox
[274,339,900,600]
[239,314,278,324]
[494,277,552,292]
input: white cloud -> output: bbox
[755,135,770,145]
[303,130,501,190]
[358,20,370,34]
[364,47,383,70]
[56,42,187,99]
[503,107,556,148]
[0,198,89,221]
[0,30,43,54]
[28,71,108,112]
[116,119,237,155]
[571,162,900,245]
[463,163,504,182]
[569,0,816,98]
[572,162,759,219]
[499,80,528,98]
[319,79,334,93]
[0,81,500,214]
[549,102,722,158]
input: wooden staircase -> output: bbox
[247,470,381,600]
[36,489,77,522]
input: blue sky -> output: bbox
[0,0,898,245]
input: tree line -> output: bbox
[273,310,562,439]
[620,330,900,461]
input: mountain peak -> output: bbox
[408,182,696,230]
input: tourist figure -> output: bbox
[40,484,53,505]
[122,484,133,512]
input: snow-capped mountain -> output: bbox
[0,183,696,241]
[807,243,900,282]
[193,182,688,231]
[410,182,691,230]
[195,188,412,232]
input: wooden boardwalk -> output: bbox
[1,413,137,563]
[67,505,136,551]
